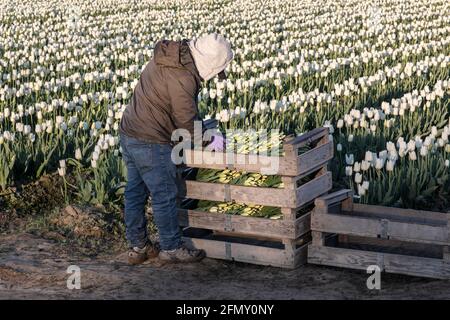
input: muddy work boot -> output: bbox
[158,245,205,263]
[127,242,160,265]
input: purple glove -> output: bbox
[207,132,225,152]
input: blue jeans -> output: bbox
[120,133,182,251]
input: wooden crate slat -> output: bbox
[296,171,332,207]
[308,245,450,279]
[229,184,293,207]
[184,180,227,202]
[297,140,333,176]
[315,189,354,208]
[311,211,381,238]
[183,237,290,266]
[295,243,309,266]
[384,252,450,279]
[183,127,333,176]
[312,210,448,245]
[184,149,279,174]
[283,127,329,149]
[343,206,447,226]
[296,211,311,238]
[308,245,381,271]
[338,235,444,258]
[183,234,307,269]
[185,172,331,208]
[184,180,294,207]
[212,230,288,242]
[352,203,448,223]
[388,221,448,245]
[184,149,331,176]
[178,208,311,240]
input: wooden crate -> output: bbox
[183,167,332,208]
[182,227,310,268]
[179,192,316,268]
[177,127,333,268]
[178,207,311,240]
[183,127,333,176]
[308,190,450,279]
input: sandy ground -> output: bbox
[1,233,450,299]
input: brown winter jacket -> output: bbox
[119,39,203,144]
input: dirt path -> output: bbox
[2,233,450,299]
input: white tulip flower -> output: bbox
[375,158,384,170]
[347,134,354,143]
[58,167,66,177]
[75,148,82,160]
[59,159,66,168]
[379,150,388,161]
[345,166,353,176]
[442,132,449,143]
[420,146,428,157]
[386,160,395,171]
[361,160,371,171]
[431,126,438,137]
[362,181,370,191]
[407,140,416,152]
[345,154,354,165]
[357,184,366,196]
[56,116,64,124]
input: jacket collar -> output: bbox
[180,39,202,84]
[154,39,202,85]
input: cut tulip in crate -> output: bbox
[308,190,450,279]
[177,127,333,268]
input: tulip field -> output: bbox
[0,0,450,213]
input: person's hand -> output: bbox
[207,132,225,152]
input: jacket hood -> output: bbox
[154,40,201,82]
[188,33,233,81]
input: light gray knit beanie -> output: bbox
[188,33,234,81]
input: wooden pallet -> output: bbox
[183,127,333,176]
[177,127,333,268]
[183,227,310,268]
[308,190,450,279]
